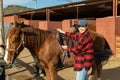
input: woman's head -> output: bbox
[77,19,88,27]
[74,19,88,33]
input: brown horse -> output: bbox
[58,27,113,80]
[4,23,64,80]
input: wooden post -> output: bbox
[113,0,118,17]
[46,8,50,21]
[76,7,79,19]
[0,0,4,57]
[0,1,5,80]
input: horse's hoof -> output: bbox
[40,73,45,77]
[33,72,39,77]
[97,78,101,80]
[33,74,38,77]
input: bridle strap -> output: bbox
[6,31,25,54]
[0,44,5,49]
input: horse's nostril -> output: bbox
[7,58,10,62]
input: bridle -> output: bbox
[6,30,25,54]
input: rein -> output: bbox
[6,30,25,54]
[57,32,71,66]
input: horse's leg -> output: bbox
[32,54,46,77]
[44,67,51,80]
[31,53,40,76]
[48,65,57,80]
[40,68,46,77]
[96,63,102,80]
[30,51,39,76]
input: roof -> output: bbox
[4,0,120,21]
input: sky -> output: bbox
[3,0,84,9]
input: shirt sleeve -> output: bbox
[65,32,76,40]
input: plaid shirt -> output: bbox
[65,29,94,71]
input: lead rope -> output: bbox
[15,30,25,54]
[57,40,67,67]
[21,30,25,47]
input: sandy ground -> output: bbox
[5,48,120,80]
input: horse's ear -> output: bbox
[15,21,19,27]
[21,22,24,26]
[11,22,14,25]
[21,22,24,24]
[21,22,24,28]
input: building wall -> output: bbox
[115,17,120,56]
[96,17,116,55]
[38,21,48,30]
[62,19,78,32]
[48,21,62,30]
[115,18,120,35]
[4,15,15,23]
[4,15,28,24]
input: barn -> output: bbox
[3,0,120,57]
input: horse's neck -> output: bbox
[23,29,55,52]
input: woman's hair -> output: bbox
[74,25,79,33]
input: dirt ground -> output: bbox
[5,48,120,80]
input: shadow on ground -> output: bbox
[102,67,120,80]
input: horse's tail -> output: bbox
[94,38,113,65]
[103,38,113,59]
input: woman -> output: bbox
[57,19,94,80]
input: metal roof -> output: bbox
[4,0,120,21]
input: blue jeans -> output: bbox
[76,67,88,80]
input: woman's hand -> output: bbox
[57,28,65,34]
[62,45,68,49]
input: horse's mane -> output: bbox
[22,27,57,49]
[6,27,20,39]
[7,26,58,50]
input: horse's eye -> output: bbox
[10,39,15,43]
[12,40,15,43]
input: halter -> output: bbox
[6,31,25,54]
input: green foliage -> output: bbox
[3,5,33,15]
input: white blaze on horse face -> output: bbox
[4,38,10,64]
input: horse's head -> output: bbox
[15,22,31,28]
[4,23,25,65]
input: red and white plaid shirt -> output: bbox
[65,29,94,71]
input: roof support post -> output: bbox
[113,0,118,17]
[76,7,79,19]
[0,0,4,58]
[46,8,50,21]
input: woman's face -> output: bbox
[78,26,87,33]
